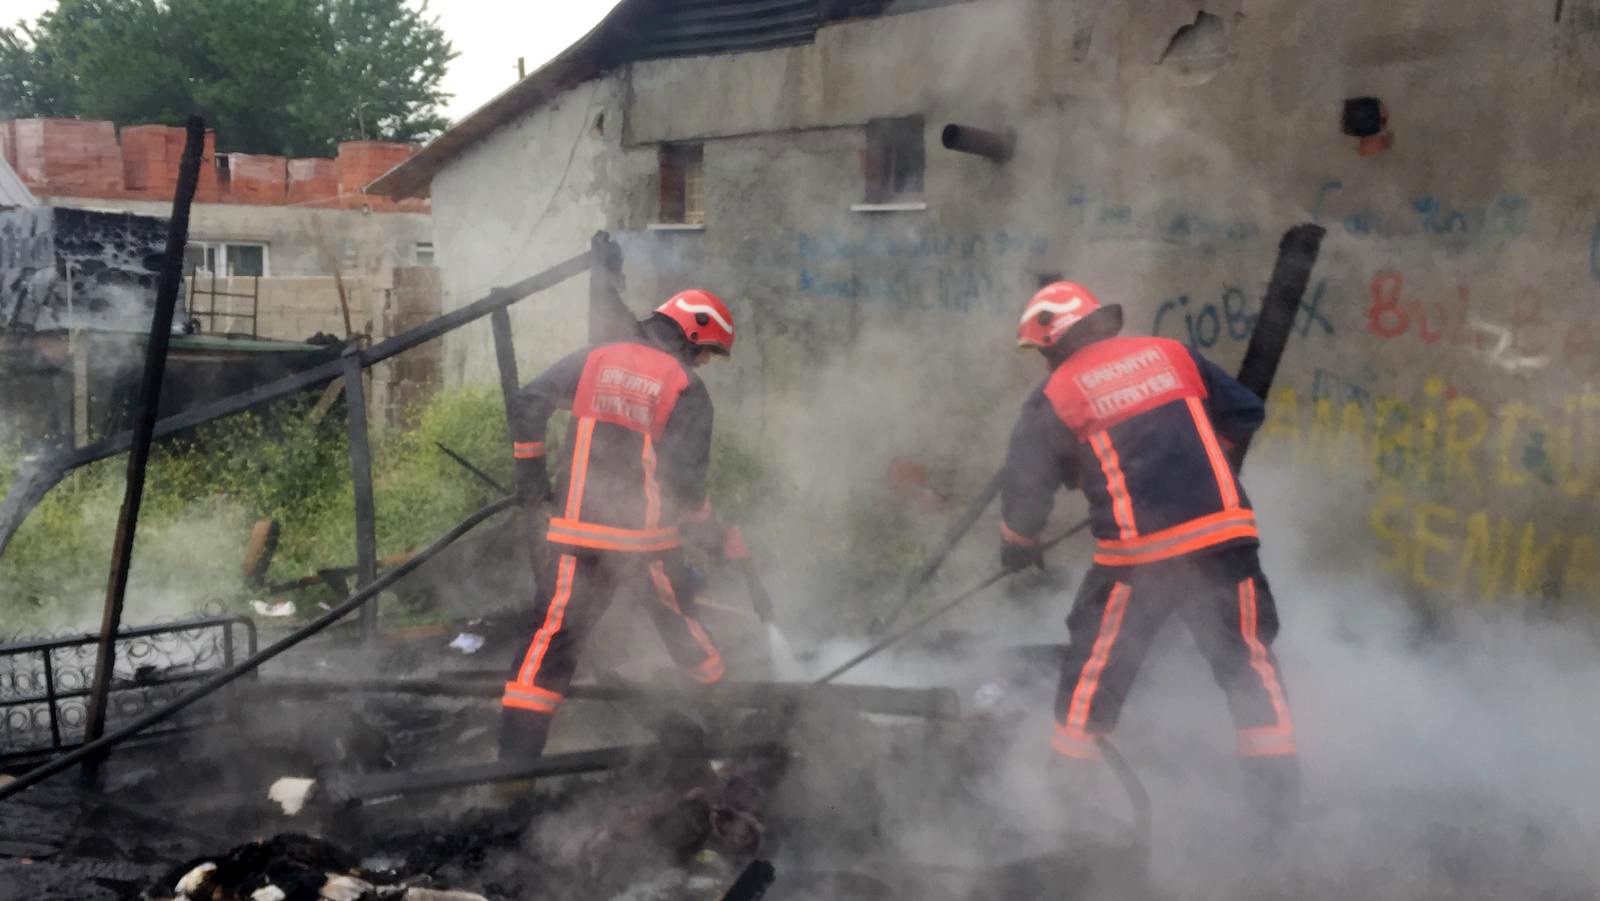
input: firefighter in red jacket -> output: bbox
[1000,281,1297,813]
[499,289,734,760]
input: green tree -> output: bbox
[0,0,454,156]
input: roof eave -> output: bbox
[365,10,626,199]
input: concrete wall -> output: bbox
[426,0,1600,609]
[0,206,165,332]
[43,196,433,282]
[191,275,375,342]
[429,74,624,385]
[197,269,444,423]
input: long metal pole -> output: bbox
[80,116,206,783]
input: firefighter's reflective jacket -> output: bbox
[511,339,712,553]
[1000,335,1265,566]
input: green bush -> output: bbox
[0,384,782,634]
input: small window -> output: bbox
[415,242,435,266]
[864,116,925,203]
[184,241,269,277]
[658,143,705,225]
[226,244,266,277]
[183,244,216,275]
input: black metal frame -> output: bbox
[0,246,611,566]
[0,231,626,797]
[186,271,262,338]
[0,616,258,767]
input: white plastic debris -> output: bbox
[448,632,486,654]
[251,886,288,901]
[268,776,318,815]
[175,861,217,895]
[251,600,297,618]
[320,874,374,901]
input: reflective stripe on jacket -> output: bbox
[512,340,713,552]
[1000,336,1264,566]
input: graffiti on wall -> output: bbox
[1362,263,1600,376]
[795,227,1049,310]
[1151,280,1336,350]
[1256,375,1600,607]
[1310,180,1530,253]
[1063,187,1261,252]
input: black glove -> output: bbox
[515,458,552,506]
[680,563,708,600]
[1000,541,1043,572]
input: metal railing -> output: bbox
[0,616,258,767]
[186,271,261,337]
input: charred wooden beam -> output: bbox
[333,744,643,803]
[342,349,380,642]
[334,740,785,804]
[489,307,520,427]
[82,117,206,785]
[0,250,591,560]
[719,859,777,901]
[0,497,516,804]
[252,675,962,720]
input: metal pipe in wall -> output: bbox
[940,124,1015,163]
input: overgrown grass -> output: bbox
[0,385,781,636]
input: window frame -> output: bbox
[184,240,271,277]
[863,115,926,205]
[656,142,706,227]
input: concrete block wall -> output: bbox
[191,276,373,343]
[383,265,445,416]
[425,0,1600,610]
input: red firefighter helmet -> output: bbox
[655,289,735,355]
[1017,281,1106,350]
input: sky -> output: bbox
[6,0,625,125]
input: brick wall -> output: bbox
[224,153,289,204]
[1,118,428,211]
[286,157,338,205]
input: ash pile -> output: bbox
[0,604,1150,901]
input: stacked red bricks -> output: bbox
[1,118,427,210]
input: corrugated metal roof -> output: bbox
[619,0,823,61]
[0,156,38,208]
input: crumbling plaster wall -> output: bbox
[430,0,1600,607]
[429,74,626,387]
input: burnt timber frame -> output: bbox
[0,236,624,798]
[0,237,619,586]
